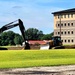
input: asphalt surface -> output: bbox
[0,65,75,75]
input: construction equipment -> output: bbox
[40,36,62,50]
[0,19,30,49]
[49,36,62,49]
[0,19,62,50]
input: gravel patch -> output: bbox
[0,65,75,75]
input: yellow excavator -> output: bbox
[0,19,30,49]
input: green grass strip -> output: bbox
[0,49,75,68]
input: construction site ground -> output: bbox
[0,65,75,75]
[0,45,75,75]
[0,45,75,50]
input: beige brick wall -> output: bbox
[54,12,75,45]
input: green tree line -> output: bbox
[0,28,53,46]
[0,31,23,46]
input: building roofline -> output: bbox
[52,8,75,14]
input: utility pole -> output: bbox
[59,14,61,40]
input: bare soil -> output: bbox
[7,45,75,50]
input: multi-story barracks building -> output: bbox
[52,8,75,45]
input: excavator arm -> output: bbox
[0,19,30,49]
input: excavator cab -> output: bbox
[52,36,62,46]
[49,36,62,49]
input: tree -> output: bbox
[25,28,44,40]
[0,32,8,45]
[14,34,23,45]
[0,31,15,45]
[0,31,23,46]
[41,32,54,40]
[7,31,15,45]
[0,28,53,46]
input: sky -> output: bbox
[0,0,75,34]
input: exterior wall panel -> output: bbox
[53,10,75,45]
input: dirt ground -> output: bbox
[4,45,75,50]
[0,65,75,75]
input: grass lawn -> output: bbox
[0,49,75,68]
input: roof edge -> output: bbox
[52,8,75,14]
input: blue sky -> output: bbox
[0,0,75,34]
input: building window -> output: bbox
[71,23,73,26]
[58,24,60,27]
[71,31,73,34]
[65,40,66,42]
[61,32,63,34]
[64,14,66,18]
[68,31,70,34]
[61,24,63,26]
[61,15,63,18]
[71,14,73,18]
[65,31,66,34]
[62,40,63,42]
[68,23,70,26]
[68,40,70,42]
[72,39,74,42]
[64,23,66,26]
[58,32,60,35]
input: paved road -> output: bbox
[0,65,75,75]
